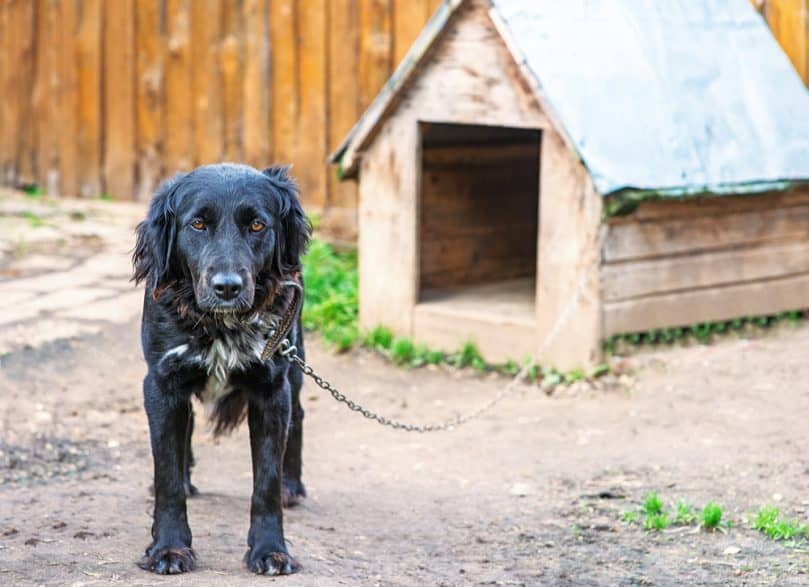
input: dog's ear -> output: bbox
[261,166,311,276]
[132,174,186,294]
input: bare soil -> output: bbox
[1,315,808,586]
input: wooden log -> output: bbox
[135,0,163,200]
[191,0,222,166]
[297,0,328,208]
[242,0,269,168]
[103,0,136,199]
[75,0,102,197]
[326,0,360,240]
[165,0,193,173]
[220,0,243,162]
[57,0,79,197]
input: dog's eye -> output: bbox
[190,219,206,231]
[249,220,265,233]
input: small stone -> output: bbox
[723,546,741,556]
[509,482,532,497]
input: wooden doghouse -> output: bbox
[330,0,809,369]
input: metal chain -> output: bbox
[278,339,533,433]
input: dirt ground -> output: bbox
[1,194,808,586]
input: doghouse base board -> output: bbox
[414,279,536,363]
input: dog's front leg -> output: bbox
[139,375,196,574]
[244,387,299,575]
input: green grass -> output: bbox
[301,240,359,351]
[21,210,45,228]
[701,502,725,530]
[642,492,664,516]
[752,506,809,541]
[605,311,807,354]
[675,499,698,525]
[644,512,671,531]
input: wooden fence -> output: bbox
[0,0,806,240]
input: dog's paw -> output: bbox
[281,478,306,508]
[138,545,196,574]
[244,549,300,575]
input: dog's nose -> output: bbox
[211,273,243,301]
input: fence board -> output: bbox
[327,0,360,239]
[270,0,298,166]
[763,0,809,84]
[243,0,270,168]
[191,0,223,167]
[221,0,244,162]
[297,0,328,208]
[165,0,193,172]
[75,0,102,197]
[393,0,431,66]
[58,0,79,197]
[0,2,10,182]
[359,0,393,108]
[103,0,136,199]
[12,1,36,187]
[135,0,163,200]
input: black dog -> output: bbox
[132,164,310,575]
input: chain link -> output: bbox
[279,340,532,433]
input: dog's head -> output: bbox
[133,164,311,314]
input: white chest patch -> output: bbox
[159,313,278,407]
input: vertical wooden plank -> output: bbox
[32,0,58,194]
[191,0,223,166]
[326,0,360,240]
[13,0,36,187]
[296,0,328,209]
[0,1,12,184]
[270,0,298,166]
[135,0,163,200]
[76,0,103,197]
[392,0,431,67]
[221,0,244,162]
[58,0,79,197]
[103,0,136,199]
[165,0,193,173]
[359,0,392,109]
[243,0,270,168]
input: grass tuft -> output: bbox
[642,492,664,516]
[752,506,809,541]
[701,502,724,530]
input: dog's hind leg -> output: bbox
[182,407,198,497]
[139,376,196,575]
[282,330,306,508]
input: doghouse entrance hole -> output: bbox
[416,122,540,331]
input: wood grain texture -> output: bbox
[191,0,222,166]
[393,0,431,66]
[0,2,10,183]
[57,0,79,197]
[75,0,102,196]
[165,0,193,172]
[135,0,163,200]
[221,0,244,162]
[242,0,269,168]
[33,0,56,193]
[326,0,360,241]
[604,196,809,263]
[270,0,297,165]
[764,0,809,83]
[359,0,392,108]
[297,0,328,207]
[604,272,809,336]
[103,0,136,199]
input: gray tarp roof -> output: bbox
[331,0,809,198]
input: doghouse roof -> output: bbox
[330,0,809,198]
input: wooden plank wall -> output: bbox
[0,0,443,240]
[0,0,803,238]
[601,189,809,335]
